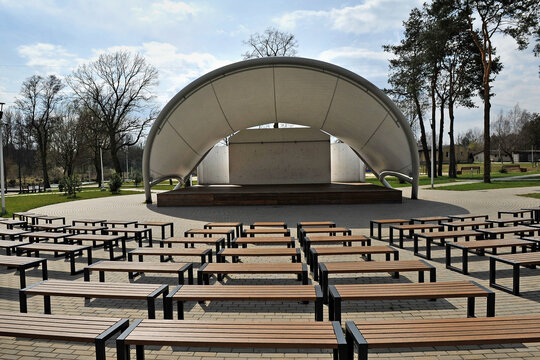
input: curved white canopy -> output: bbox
[143,57,419,203]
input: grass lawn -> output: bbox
[3,189,141,218]
[518,193,540,200]
[432,180,540,191]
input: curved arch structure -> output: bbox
[143,57,419,203]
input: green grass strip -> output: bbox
[3,189,141,218]
[433,181,540,191]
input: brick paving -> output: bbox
[0,185,539,359]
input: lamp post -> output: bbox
[0,102,5,214]
[99,143,105,191]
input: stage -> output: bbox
[156,183,402,206]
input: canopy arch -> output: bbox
[143,57,419,203]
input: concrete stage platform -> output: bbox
[157,183,402,206]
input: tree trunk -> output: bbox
[414,97,430,177]
[108,134,123,173]
[437,100,445,177]
[93,148,102,187]
[483,81,491,183]
[39,147,50,188]
[448,99,457,178]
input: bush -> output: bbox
[133,171,143,187]
[61,175,82,198]
[109,172,123,194]
[8,179,16,187]
[500,167,508,173]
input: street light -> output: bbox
[0,102,5,214]
[99,142,106,191]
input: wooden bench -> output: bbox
[413,230,483,259]
[36,215,66,224]
[345,315,540,360]
[299,227,351,244]
[0,228,30,241]
[297,221,336,244]
[197,263,308,285]
[17,242,93,275]
[477,225,539,239]
[204,221,243,238]
[329,281,495,323]
[164,284,323,320]
[234,236,295,248]
[20,279,169,319]
[318,260,436,303]
[498,209,534,218]
[389,224,443,248]
[104,227,152,247]
[103,220,137,228]
[449,214,489,221]
[0,254,47,288]
[0,312,129,360]
[523,206,540,222]
[489,252,540,295]
[459,165,481,174]
[446,238,536,274]
[29,223,68,232]
[116,319,347,360]
[304,235,371,256]
[160,236,225,253]
[21,230,71,243]
[369,219,409,240]
[309,246,399,280]
[251,221,287,228]
[0,239,31,255]
[0,218,28,229]
[217,247,301,263]
[13,211,43,224]
[128,247,212,264]
[243,228,291,237]
[66,224,108,234]
[72,218,107,226]
[137,221,174,240]
[442,220,492,230]
[410,216,450,225]
[84,260,194,284]
[67,234,127,260]
[184,228,235,247]
[502,164,526,172]
[488,217,534,226]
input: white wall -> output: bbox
[331,143,365,182]
[229,128,331,184]
[196,146,229,184]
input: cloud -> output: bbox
[275,0,422,34]
[17,43,82,68]
[319,47,390,62]
[132,0,197,22]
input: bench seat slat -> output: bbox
[323,260,430,272]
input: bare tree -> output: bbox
[52,104,84,176]
[15,75,64,188]
[67,51,158,173]
[243,27,298,59]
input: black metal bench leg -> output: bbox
[487,293,495,317]
[467,297,475,317]
[95,339,106,360]
[136,345,145,360]
[44,295,51,314]
[513,264,520,295]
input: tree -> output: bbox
[492,104,534,161]
[243,27,298,128]
[67,51,158,173]
[242,27,298,59]
[384,8,432,176]
[464,0,539,182]
[52,104,84,176]
[15,75,64,188]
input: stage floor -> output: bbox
[157,183,402,206]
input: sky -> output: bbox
[0,0,538,144]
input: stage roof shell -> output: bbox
[143,57,419,202]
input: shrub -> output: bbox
[133,171,143,187]
[109,172,123,194]
[61,175,82,198]
[500,167,508,174]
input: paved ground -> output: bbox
[1,185,539,359]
